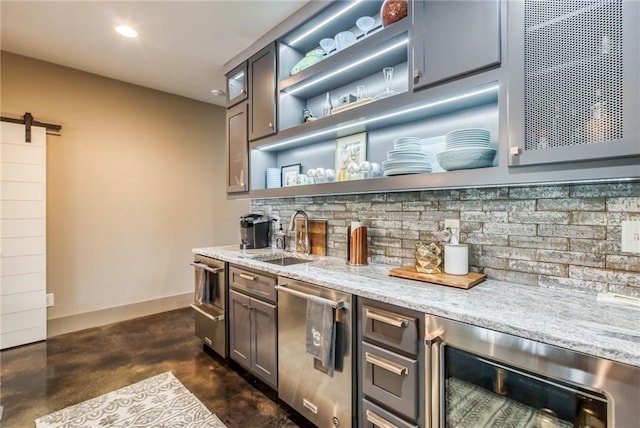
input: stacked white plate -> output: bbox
[436,128,497,171]
[266,167,281,188]
[383,137,432,176]
[445,128,491,149]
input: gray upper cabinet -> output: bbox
[249,43,277,141]
[413,0,501,90]
[508,0,640,167]
[226,62,248,108]
[223,0,639,199]
[226,102,248,193]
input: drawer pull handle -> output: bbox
[366,308,409,328]
[365,352,408,376]
[366,409,398,428]
[239,273,257,281]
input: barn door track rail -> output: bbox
[0,112,61,143]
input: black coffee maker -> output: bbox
[239,214,271,249]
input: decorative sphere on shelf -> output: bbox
[380,0,407,27]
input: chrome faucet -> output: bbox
[288,210,310,255]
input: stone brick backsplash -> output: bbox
[251,182,640,297]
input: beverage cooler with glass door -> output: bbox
[424,314,640,428]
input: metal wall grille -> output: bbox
[524,0,623,152]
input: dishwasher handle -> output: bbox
[275,285,345,309]
[190,262,223,275]
[189,304,224,322]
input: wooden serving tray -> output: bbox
[388,265,486,289]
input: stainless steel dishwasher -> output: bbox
[276,277,353,428]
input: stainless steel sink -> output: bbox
[261,256,313,266]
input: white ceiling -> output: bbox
[0,0,309,106]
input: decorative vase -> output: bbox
[415,242,442,274]
[380,0,408,27]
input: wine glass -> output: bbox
[356,16,375,37]
[373,66,400,100]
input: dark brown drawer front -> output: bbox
[229,266,276,303]
[362,399,418,428]
[362,342,419,422]
[362,304,419,356]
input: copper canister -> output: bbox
[347,222,368,266]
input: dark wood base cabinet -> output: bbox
[229,266,277,389]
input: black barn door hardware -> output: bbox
[0,112,62,143]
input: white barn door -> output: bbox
[1,122,47,349]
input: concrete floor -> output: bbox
[0,308,315,427]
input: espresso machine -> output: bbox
[239,214,271,249]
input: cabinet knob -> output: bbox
[413,70,420,79]
[268,122,274,129]
[240,89,245,95]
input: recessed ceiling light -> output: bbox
[116,25,138,38]
[211,89,226,96]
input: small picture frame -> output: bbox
[335,132,367,181]
[281,163,302,187]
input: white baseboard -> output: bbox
[47,293,194,337]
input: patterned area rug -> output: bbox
[35,372,226,428]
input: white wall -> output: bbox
[1,51,249,335]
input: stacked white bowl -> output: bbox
[436,128,497,171]
[382,137,432,176]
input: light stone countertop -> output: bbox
[193,245,640,368]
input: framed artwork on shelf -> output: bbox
[335,132,367,181]
[282,163,301,187]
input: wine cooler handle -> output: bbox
[425,326,444,346]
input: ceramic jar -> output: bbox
[380,0,408,27]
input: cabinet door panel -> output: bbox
[251,297,277,389]
[249,43,277,141]
[229,290,251,369]
[509,0,640,166]
[414,0,501,89]
[226,102,248,193]
[226,62,248,108]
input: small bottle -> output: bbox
[569,103,583,144]
[551,103,561,146]
[585,89,613,143]
[322,92,333,117]
[537,128,549,149]
[275,225,286,250]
